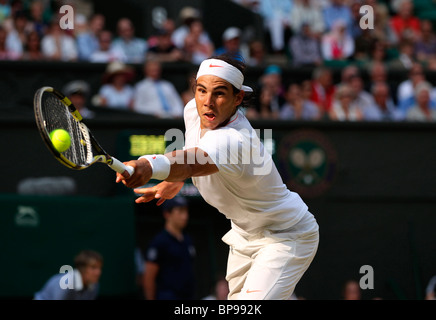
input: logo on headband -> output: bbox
[209,64,223,68]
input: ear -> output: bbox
[235,90,245,107]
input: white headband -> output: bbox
[196,59,253,92]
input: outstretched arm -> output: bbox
[116,147,218,201]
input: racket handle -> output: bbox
[109,157,135,177]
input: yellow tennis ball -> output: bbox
[50,129,71,153]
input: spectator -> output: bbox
[28,0,49,39]
[111,18,147,64]
[180,70,197,106]
[89,29,127,63]
[372,1,399,49]
[143,196,196,300]
[289,22,322,67]
[353,27,378,64]
[280,83,320,120]
[172,7,211,51]
[62,80,94,118]
[337,64,359,89]
[257,0,293,53]
[348,74,380,121]
[406,81,436,121]
[202,275,229,300]
[246,39,267,67]
[321,19,355,61]
[322,0,353,35]
[21,30,44,61]
[342,279,362,300]
[148,18,176,48]
[147,28,183,63]
[214,27,245,61]
[246,64,284,120]
[0,26,21,60]
[414,20,436,67]
[289,0,325,39]
[388,39,416,71]
[182,19,214,65]
[33,250,103,300]
[389,0,421,42]
[5,10,29,57]
[329,84,363,121]
[133,59,184,118]
[395,63,436,114]
[95,61,135,110]
[76,13,105,61]
[349,0,364,39]
[41,17,78,62]
[370,81,403,121]
[310,66,336,117]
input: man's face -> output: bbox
[167,206,189,230]
[81,259,102,286]
[195,75,244,130]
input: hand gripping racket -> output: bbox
[34,86,134,178]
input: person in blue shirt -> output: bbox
[143,196,196,300]
[34,250,103,300]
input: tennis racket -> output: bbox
[33,86,134,178]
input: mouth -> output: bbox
[203,112,216,121]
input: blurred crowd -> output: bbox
[1,0,436,121]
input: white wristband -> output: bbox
[139,154,171,180]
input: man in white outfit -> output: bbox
[116,54,319,300]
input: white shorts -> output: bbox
[222,211,319,300]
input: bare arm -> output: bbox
[143,261,159,300]
[116,147,218,189]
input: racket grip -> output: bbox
[109,157,135,177]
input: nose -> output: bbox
[203,92,214,107]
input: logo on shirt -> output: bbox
[277,129,337,198]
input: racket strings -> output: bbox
[41,93,91,166]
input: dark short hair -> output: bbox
[74,250,103,271]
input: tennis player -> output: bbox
[116,54,319,300]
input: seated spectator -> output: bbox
[388,39,416,71]
[321,19,355,61]
[389,0,421,43]
[396,63,436,114]
[34,250,103,300]
[322,0,353,35]
[280,83,320,120]
[353,28,378,64]
[41,17,78,62]
[28,0,49,39]
[0,26,21,60]
[95,61,135,110]
[182,19,214,65]
[5,10,30,57]
[76,13,105,61]
[372,1,399,49]
[21,30,44,61]
[406,81,436,121]
[310,66,336,117]
[290,0,325,39]
[370,81,404,121]
[214,27,245,61]
[148,18,176,48]
[147,28,183,63]
[62,80,94,118]
[348,74,380,121]
[246,39,266,67]
[245,64,285,120]
[111,18,147,64]
[289,22,322,67]
[172,7,211,50]
[89,30,127,63]
[414,20,436,67]
[133,59,184,118]
[329,84,363,121]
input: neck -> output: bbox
[166,224,183,240]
